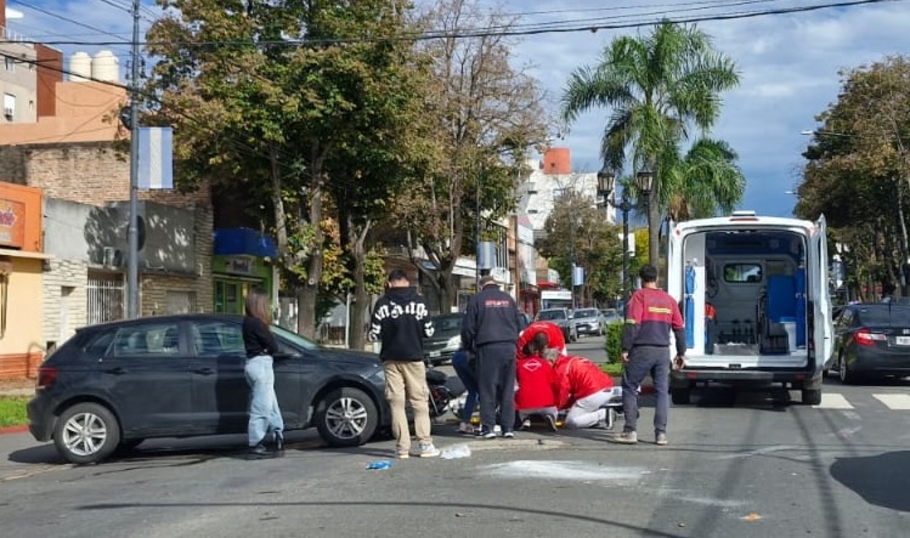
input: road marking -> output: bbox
[813,393,854,409]
[481,460,644,486]
[872,393,910,410]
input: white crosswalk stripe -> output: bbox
[872,394,910,410]
[812,392,910,410]
[813,393,854,409]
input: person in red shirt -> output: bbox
[546,349,616,429]
[515,332,559,431]
[517,320,567,360]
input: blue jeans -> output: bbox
[452,350,479,424]
[244,355,283,447]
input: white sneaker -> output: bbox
[416,442,440,458]
[493,424,502,434]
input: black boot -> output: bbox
[247,443,269,459]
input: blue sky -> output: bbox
[6,0,910,218]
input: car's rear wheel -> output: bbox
[53,403,121,464]
[838,354,858,385]
[315,387,379,447]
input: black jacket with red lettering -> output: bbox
[460,285,522,351]
[621,287,687,355]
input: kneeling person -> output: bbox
[515,332,559,431]
[547,350,615,429]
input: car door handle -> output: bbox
[103,367,127,375]
[193,368,215,375]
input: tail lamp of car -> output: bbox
[853,328,886,346]
[36,366,58,389]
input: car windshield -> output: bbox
[430,315,462,332]
[855,306,910,326]
[574,309,599,318]
[271,324,320,351]
[537,310,565,321]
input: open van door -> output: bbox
[809,215,833,397]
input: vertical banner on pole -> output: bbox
[137,127,174,190]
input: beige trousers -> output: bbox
[383,360,433,451]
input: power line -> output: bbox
[11,0,902,47]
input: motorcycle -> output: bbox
[426,366,465,419]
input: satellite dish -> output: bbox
[5,8,25,20]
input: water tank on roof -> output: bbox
[91,50,120,83]
[69,52,92,82]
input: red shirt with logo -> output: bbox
[515,356,559,410]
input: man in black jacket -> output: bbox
[461,275,523,438]
[368,270,440,458]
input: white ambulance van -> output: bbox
[666,211,833,405]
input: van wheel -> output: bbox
[801,389,822,405]
[671,387,690,405]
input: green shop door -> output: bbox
[214,279,261,314]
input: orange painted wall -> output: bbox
[542,147,571,175]
[0,181,42,252]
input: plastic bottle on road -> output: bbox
[365,460,393,470]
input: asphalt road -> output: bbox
[1,339,909,537]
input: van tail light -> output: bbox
[854,328,886,347]
[36,366,58,389]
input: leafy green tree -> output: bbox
[536,188,623,307]
[146,0,421,336]
[393,0,549,311]
[797,55,910,298]
[561,20,740,266]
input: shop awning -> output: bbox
[0,248,53,260]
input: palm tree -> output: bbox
[561,20,740,265]
[665,138,746,221]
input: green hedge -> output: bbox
[604,322,623,364]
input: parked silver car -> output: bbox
[536,308,578,342]
[571,308,604,336]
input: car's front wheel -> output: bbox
[315,387,379,447]
[53,402,121,464]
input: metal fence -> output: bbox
[87,271,124,325]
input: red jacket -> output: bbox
[553,355,614,409]
[517,321,567,360]
[515,356,558,410]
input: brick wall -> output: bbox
[0,142,211,208]
[42,259,89,347]
[140,205,214,316]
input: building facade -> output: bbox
[0,181,50,378]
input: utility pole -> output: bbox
[126,0,141,319]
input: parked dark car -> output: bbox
[28,314,389,464]
[827,303,910,383]
[423,314,463,365]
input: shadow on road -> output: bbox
[830,451,910,512]
[75,499,687,537]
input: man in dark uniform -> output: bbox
[461,275,523,439]
[613,265,687,446]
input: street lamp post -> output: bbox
[635,168,655,266]
[598,168,632,316]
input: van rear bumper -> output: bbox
[672,368,822,388]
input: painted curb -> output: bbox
[0,425,28,435]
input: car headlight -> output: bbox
[445,335,461,351]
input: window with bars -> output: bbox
[87,271,124,325]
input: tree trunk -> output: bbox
[269,145,288,316]
[436,269,458,313]
[348,218,372,352]
[297,174,325,339]
[648,185,660,268]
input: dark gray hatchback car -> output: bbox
[28,314,389,464]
